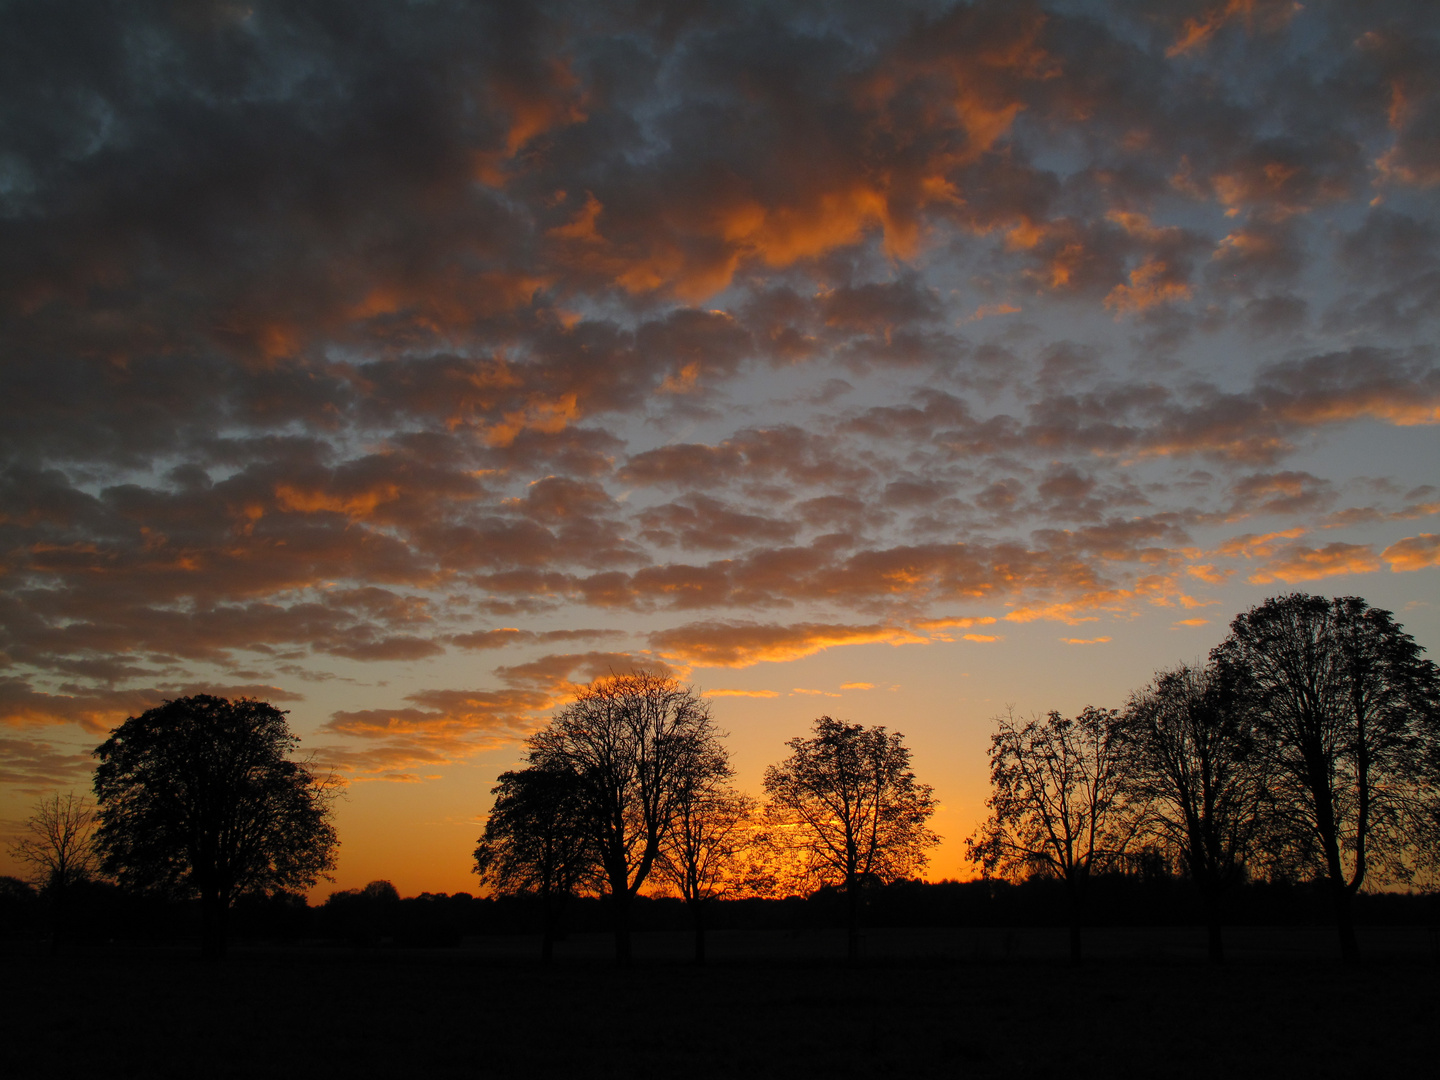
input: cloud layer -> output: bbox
[1,0,1437,788]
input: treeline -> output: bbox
[6,591,1438,965]
[5,873,1436,951]
[969,593,1440,964]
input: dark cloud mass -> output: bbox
[1,0,1437,783]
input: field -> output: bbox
[5,927,1437,1078]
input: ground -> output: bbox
[4,927,1436,1078]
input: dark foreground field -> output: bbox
[5,927,1437,1079]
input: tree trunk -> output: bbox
[541,891,556,964]
[47,879,66,956]
[1066,876,1084,965]
[611,888,632,966]
[1333,884,1360,964]
[691,901,706,966]
[846,875,861,963]
[200,889,228,961]
[1203,888,1225,964]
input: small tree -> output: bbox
[1123,663,1271,963]
[526,671,725,964]
[655,747,757,964]
[763,716,939,961]
[1213,594,1440,962]
[967,706,1138,964]
[93,695,339,959]
[7,793,101,952]
[474,760,598,961]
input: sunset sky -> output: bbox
[2,0,1438,899]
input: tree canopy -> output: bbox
[474,759,598,961]
[966,706,1138,962]
[1123,662,1271,962]
[523,671,724,963]
[764,715,938,959]
[92,694,338,957]
[1212,593,1440,961]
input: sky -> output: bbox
[2,0,1438,900]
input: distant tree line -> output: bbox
[968,593,1440,963]
[5,592,1436,966]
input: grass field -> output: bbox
[5,927,1437,1078]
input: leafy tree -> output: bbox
[93,695,339,958]
[1213,593,1440,962]
[7,793,101,952]
[763,716,939,961]
[474,760,598,961]
[655,746,757,964]
[1123,663,1271,963]
[967,706,1138,963]
[526,671,724,963]
[322,879,402,946]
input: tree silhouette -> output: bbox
[967,706,1138,964]
[474,760,598,961]
[655,746,756,964]
[7,793,101,952]
[1123,663,1271,962]
[763,716,939,961]
[526,671,724,964]
[1213,594,1440,962]
[92,695,339,959]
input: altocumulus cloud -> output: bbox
[0,0,1436,787]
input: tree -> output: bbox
[7,793,101,952]
[474,760,598,961]
[526,671,724,963]
[92,695,339,959]
[763,716,939,961]
[967,706,1138,963]
[1212,593,1440,962]
[1123,663,1271,963]
[322,879,402,946]
[654,747,757,964]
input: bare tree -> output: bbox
[655,745,757,964]
[1213,593,1440,962]
[1123,663,1271,963]
[763,716,939,961]
[8,793,101,952]
[526,671,724,964]
[967,706,1138,964]
[474,759,598,961]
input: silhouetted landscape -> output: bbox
[4,891,1437,1078]
[6,0,1440,1074]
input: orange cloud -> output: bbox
[650,620,926,668]
[1249,542,1382,584]
[1214,528,1307,559]
[1382,533,1440,572]
[275,482,401,519]
[1186,564,1234,584]
[1062,636,1112,645]
[1166,1,1296,58]
[1175,618,1210,627]
[473,58,588,186]
[963,633,1001,642]
[703,688,780,699]
[1104,259,1192,314]
[483,393,581,448]
[915,615,998,630]
[966,303,1020,321]
[840,682,875,690]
